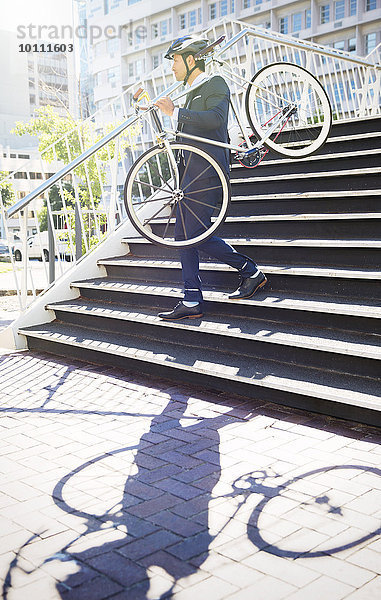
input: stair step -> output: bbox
[231,148,381,173]
[19,322,381,426]
[46,299,381,364]
[70,278,381,321]
[233,167,381,185]
[99,257,381,279]
[127,213,381,228]
[71,278,381,336]
[232,189,381,201]
[123,237,381,249]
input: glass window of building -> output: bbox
[104,0,109,14]
[107,38,119,55]
[179,14,186,29]
[350,0,357,15]
[209,3,217,19]
[128,63,134,77]
[152,55,159,69]
[152,23,158,38]
[334,0,345,19]
[320,4,330,23]
[348,37,356,52]
[198,7,202,22]
[333,40,345,51]
[160,20,168,36]
[136,59,143,77]
[366,0,376,10]
[189,9,196,26]
[365,32,377,53]
[255,0,262,4]
[305,8,311,27]
[231,0,235,11]
[292,13,302,32]
[280,16,288,34]
[243,0,251,8]
[221,0,228,16]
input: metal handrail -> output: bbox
[226,22,381,69]
[6,80,181,218]
[5,24,381,221]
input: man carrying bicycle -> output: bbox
[155,35,267,321]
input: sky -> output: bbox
[2,0,74,32]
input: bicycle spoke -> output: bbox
[182,201,209,230]
[185,184,222,195]
[178,201,187,240]
[162,201,177,239]
[132,195,173,206]
[179,152,192,188]
[143,199,174,226]
[182,163,214,191]
[182,195,216,209]
[135,179,171,194]
[155,164,174,191]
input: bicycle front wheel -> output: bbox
[124,142,231,249]
[245,63,332,158]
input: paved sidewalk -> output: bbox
[0,350,380,600]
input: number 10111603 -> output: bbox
[19,43,74,53]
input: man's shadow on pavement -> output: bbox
[49,394,250,599]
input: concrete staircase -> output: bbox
[19,117,381,426]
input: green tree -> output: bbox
[12,106,141,251]
[38,183,75,231]
[12,106,140,200]
[0,172,16,209]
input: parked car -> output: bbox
[0,239,13,262]
[13,230,72,262]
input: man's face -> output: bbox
[172,53,192,81]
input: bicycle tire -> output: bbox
[245,62,332,158]
[124,142,231,249]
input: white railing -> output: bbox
[211,19,381,122]
[1,18,380,314]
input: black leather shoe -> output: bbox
[158,302,203,321]
[229,271,267,300]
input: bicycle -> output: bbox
[124,35,332,249]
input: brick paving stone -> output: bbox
[209,560,264,588]
[166,531,215,561]
[87,551,147,586]
[148,510,206,537]
[346,547,381,575]
[172,574,238,600]
[243,551,319,587]
[284,575,355,600]
[1,350,381,600]
[345,576,381,599]
[152,478,205,500]
[58,574,123,600]
[225,574,295,600]
[118,530,181,561]
[126,492,183,518]
[173,462,220,484]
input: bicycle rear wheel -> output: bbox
[124,142,231,249]
[245,62,332,158]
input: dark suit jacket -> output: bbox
[176,75,230,184]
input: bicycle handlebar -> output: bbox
[194,35,225,59]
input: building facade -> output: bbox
[85,0,381,114]
[0,29,76,239]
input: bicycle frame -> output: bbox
[138,54,298,162]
